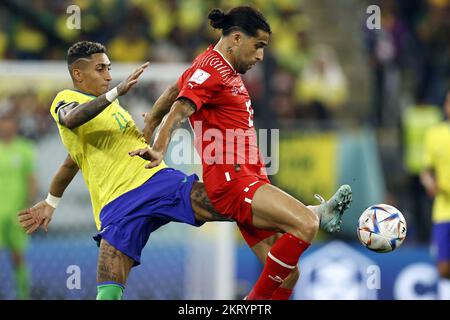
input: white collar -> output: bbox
[213,48,236,73]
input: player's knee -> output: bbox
[291,208,319,242]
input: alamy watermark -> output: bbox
[167,121,279,175]
[66,5,81,30]
[366,5,381,30]
[66,265,81,290]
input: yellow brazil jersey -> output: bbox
[50,89,167,230]
[423,122,450,223]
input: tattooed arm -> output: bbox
[129,98,196,168]
[152,98,196,153]
[142,81,180,144]
[57,96,110,129]
[59,62,149,129]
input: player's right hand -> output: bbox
[129,147,163,169]
[117,62,150,96]
[17,201,55,234]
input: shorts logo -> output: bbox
[100,225,110,233]
[188,69,210,85]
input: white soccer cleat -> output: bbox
[314,184,352,233]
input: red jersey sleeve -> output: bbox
[177,65,221,111]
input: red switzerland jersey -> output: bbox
[177,45,267,183]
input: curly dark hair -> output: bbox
[208,6,271,37]
[67,41,106,65]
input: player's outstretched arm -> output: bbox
[18,154,79,234]
[420,168,438,198]
[143,81,179,144]
[59,62,149,129]
[129,98,196,168]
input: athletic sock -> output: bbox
[14,264,29,300]
[96,283,124,300]
[247,233,310,300]
[272,287,293,300]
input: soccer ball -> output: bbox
[357,204,407,253]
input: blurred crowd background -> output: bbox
[1,0,449,299]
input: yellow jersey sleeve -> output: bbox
[50,90,92,123]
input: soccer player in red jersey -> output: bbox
[131,6,352,300]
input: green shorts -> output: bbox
[0,213,28,251]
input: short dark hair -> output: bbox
[67,41,106,66]
[208,6,271,37]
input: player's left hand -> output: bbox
[129,147,163,169]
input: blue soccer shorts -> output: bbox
[93,168,203,266]
[432,221,450,262]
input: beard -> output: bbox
[236,62,250,74]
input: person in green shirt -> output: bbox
[0,110,37,299]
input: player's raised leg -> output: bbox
[249,185,352,299]
[96,239,133,300]
[245,184,318,300]
[246,183,352,300]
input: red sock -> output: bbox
[272,287,293,300]
[247,233,310,300]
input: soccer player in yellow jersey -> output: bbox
[17,41,228,300]
[421,90,450,298]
